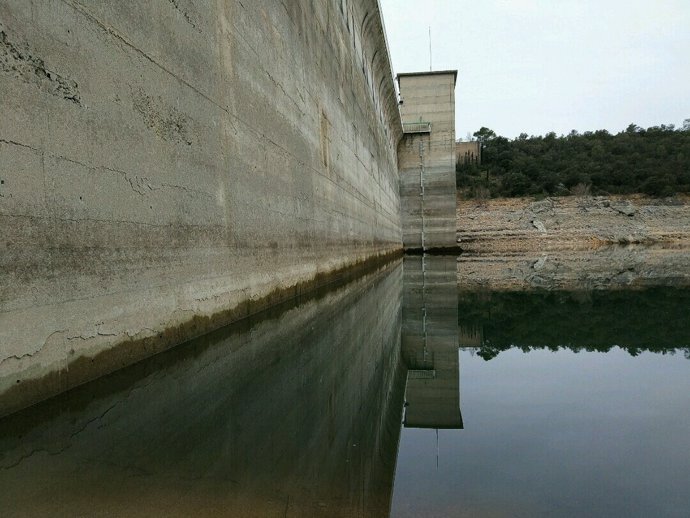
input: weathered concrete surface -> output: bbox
[398,71,457,249]
[0,0,403,415]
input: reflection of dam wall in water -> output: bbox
[402,256,462,429]
[0,0,403,416]
[0,263,407,517]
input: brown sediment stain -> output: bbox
[0,248,403,418]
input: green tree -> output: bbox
[456,123,690,198]
[473,127,497,146]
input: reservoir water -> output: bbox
[1,255,689,517]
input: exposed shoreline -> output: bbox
[457,194,690,253]
[456,194,690,290]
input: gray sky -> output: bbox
[379,0,690,140]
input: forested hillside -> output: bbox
[457,122,690,198]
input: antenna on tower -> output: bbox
[436,428,439,469]
[429,26,432,71]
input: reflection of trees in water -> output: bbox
[458,287,690,361]
[474,342,690,361]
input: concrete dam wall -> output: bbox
[0,0,403,415]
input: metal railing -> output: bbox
[402,121,432,134]
[408,369,436,380]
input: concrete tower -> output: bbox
[397,71,458,250]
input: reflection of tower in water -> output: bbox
[458,323,483,348]
[402,255,463,429]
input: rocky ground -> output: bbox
[456,195,690,290]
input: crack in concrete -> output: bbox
[0,329,68,367]
[60,0,384,217]
[0,29,81,105]
[264,68,305,112]
[63,0,226,118]
[0,352,35,363]
[44,0,393,224]
[159,182,213,199]
[166,0,202,33]
[0,402,119,470]
[0,138,41,153]
[127,175,154,196]
[1,137,212,201]
[66,330,118,341]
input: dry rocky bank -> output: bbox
[457,195,690,253]
[456,195,690,291]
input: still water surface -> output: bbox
[1,256,689,517]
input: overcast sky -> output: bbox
[379,0,690,140]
